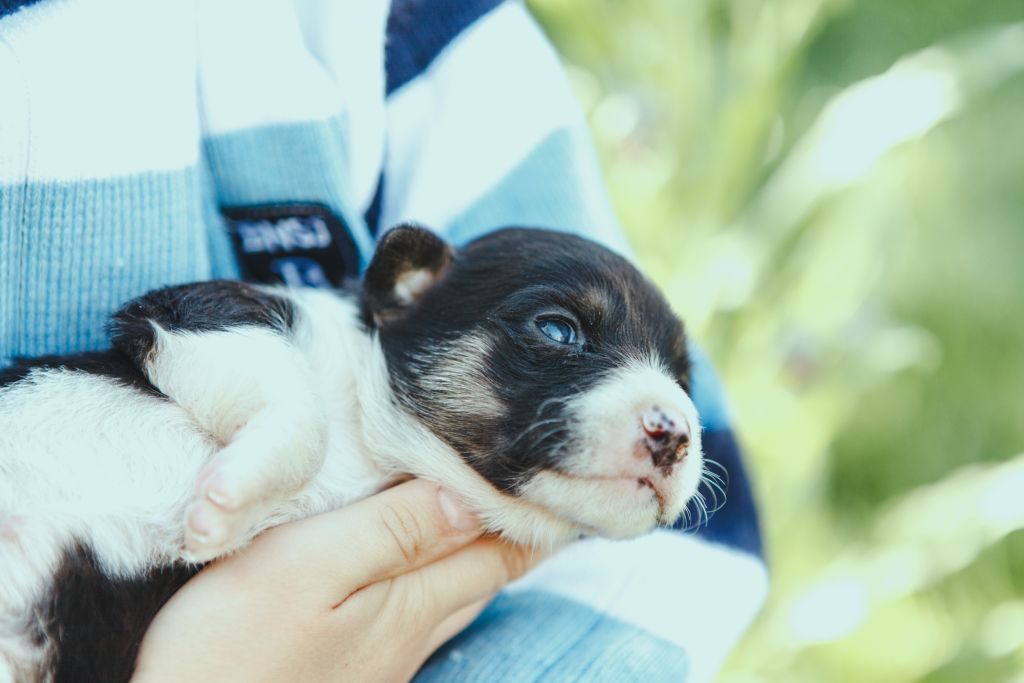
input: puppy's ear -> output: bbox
[364,224,454,325]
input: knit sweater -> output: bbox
[0,1,766,680]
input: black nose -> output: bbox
[642,406,690,469]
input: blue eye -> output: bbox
[536,318,577,345]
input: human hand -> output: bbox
[132,479,546,682]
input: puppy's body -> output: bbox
[0,227,704,681]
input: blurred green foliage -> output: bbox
[528,1,1024,681]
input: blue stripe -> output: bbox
[385,0,505,95]
[364,173,385,236]
[0,0,42,19]
[198,155,243,282]
[203,117,375,269]
[687,341,733,432]
[415,590,689,682]
[0,168,219,361]
[442,128,626,252]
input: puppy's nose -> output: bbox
[641,406,690,469]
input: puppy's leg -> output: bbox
[112,283,328,561]
[152,327,327,561]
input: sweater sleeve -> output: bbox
[377,3,768,683]
[0,0,766,679]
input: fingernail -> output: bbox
[438,488,478,533]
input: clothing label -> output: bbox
[222,203,360,288]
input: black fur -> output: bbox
[362,224,454,324]
[110,280,296,368]
[0,351,161,397]
[34,543,198,683]
[4,226,692,677]
[1,282,296,397]
[373,228,691,492]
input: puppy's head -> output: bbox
[364,225,702,540]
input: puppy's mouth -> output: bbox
[518,466,692,539]
[586,473,674,522]
[557,472,670,515]
[637,476,667,513]
[566,466,683,507]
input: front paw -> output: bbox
[182,463,270,562]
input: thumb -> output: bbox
[280,479,485,601]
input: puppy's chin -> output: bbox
[518,464,700,539]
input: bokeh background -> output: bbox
[528,1,1024,681]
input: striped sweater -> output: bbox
[0,1,766,680]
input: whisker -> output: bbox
[507,417,563,450]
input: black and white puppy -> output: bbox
[0,226,703,682]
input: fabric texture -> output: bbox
[0,1,766,680]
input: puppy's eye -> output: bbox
[536,318,577,345]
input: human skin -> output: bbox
[131,479,546,682]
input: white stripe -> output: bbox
[0,35,29,184]
[381,3,583,231]
[292,0,390,211]
[507,530,768,683]
[196,0,342,136]
[0,0,200,182]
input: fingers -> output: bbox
[423,596,491,656]
[257,479,484,602]
[339,537,547,640]
[409,537,546,619]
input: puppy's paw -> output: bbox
[182,463,270,562]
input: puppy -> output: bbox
[0,226,703,682]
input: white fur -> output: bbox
[392,268,436,306]
[399,331,505,425]
[0,289,704,677]
[0,373,215,677]
[142,324,329,560]
[0,290,391,676]
[520,357,704,537]
[353,343,583,549]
